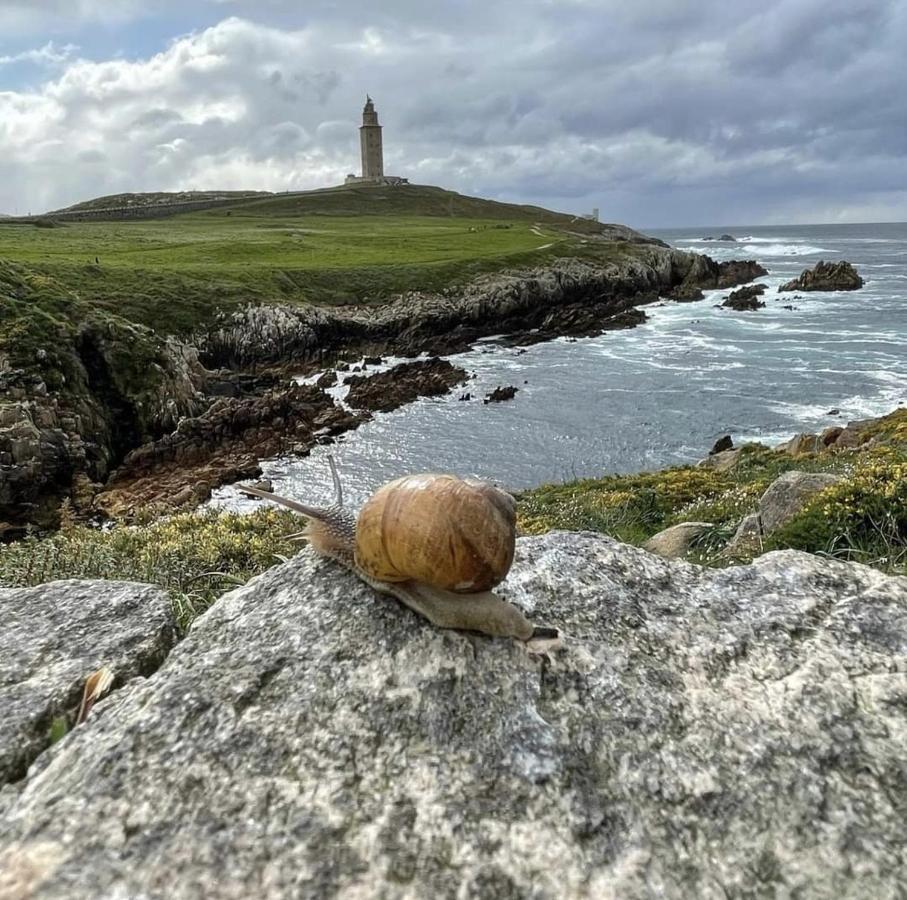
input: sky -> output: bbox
[0,0,905,228]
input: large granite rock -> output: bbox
[758,470,841,533]
[2,534,906,898]
[642,521,713,558]
[0,580,177,787]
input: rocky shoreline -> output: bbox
[0,247,767,533]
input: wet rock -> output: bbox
[710,435,734,455]
[718,234,737,242]
[345,358,467,414]
[315,370,337,388]
[642,522,713,558]
[779,260,864,292]
[0,580,176,786]
[722,285,767,311]
[758,470,841,533]
[2,535,906,898]
[666,284,705,303]
[484,385,519,404]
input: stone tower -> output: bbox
[359,95,384,179]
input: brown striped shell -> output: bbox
[353,474,516,592]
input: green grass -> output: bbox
[0,212,576,337]
[0,507,300,632]
[518,410,907,575]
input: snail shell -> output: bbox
[354,473,516,592]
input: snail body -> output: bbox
[239,462,557,644]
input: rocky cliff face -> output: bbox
[2,533,904,899]
[1,247,766,532]
[0,321,206,533]
[198,252,767,369]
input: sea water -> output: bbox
[213,222,907,511]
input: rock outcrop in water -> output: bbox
[344,358,467,413]
[779,260,864,292]
[722,283,767,310]
[1,533,905,898]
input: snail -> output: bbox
[239,459,558,644]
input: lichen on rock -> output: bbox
[1,534,906,898]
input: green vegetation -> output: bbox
[518,409,907,575]
[0,184,606,340]
[0,506,299,631]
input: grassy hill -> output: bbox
[0,184,628,342]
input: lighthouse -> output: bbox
[359,95,384,179]
[345,97,408,186]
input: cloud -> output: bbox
[0,40,78,67]
[0,2,905,225]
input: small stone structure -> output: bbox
[345,96,409,186]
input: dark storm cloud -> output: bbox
[0,0,904,224]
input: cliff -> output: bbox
[0,247,765,532]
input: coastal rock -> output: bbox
[344,358,467,413]
[778,260,864,292]
[699,448,743,472]
[710,435,734,455]
[665,284,704,303]
[315,369,337,388]
[727,283,767,302]
[96,385,367,517]
[724,512,763,555]
[719,233,737,242]
[0,580,176,786]
[829,418,874,450]
[484,385,519,404]
[0,325,206,532]
[758,470,841,533]
[778,432,822,456]
[2,534,906,898]
[642,521,712,558]
[722,284,767,311]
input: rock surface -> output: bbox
[722,284,767,311]
[758,470,841,533]
[0,580,177,787]
[95,384,366,517]
[641,521,712,558]
[778,432,822,456]
[2,534,906,898]
[484,385,519,404]
[344,358,467,413]
[779,260,864,292]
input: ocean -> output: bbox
[213,222,907,512]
